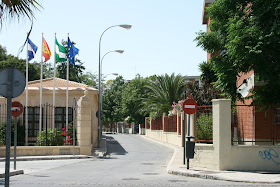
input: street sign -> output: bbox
[11,101,23,117]
[183,98,197,114]
[0,67,26,98]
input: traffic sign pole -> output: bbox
[0,68,26,187]
[5,68,13,187]
[11,101,23,171]
[182,95,197,170]
[14,117,17,170]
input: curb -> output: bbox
[140,135,280,184]
[167,170,280,184]
[0,170,24,178]
[0,155,92,162]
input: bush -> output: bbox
[0,120,25,146]
[61,122,77,145]
[36,128,64,146]
[196,113,213,141]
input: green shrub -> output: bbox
[36,128,64,146]
[196,113,213,141]
[0,120,25,146]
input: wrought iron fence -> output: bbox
[0,103,78,146]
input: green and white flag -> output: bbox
[55,39,67,62]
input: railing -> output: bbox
[0,103,78,146]
[231,105,280,145]
[195,106,213,143]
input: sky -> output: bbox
[0,0,207,81]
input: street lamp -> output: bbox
[98,24,132,147]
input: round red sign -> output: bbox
[182,99,197,114]
[11,101,23,117]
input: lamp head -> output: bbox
[119,24,132,29]
[115,50,124,54]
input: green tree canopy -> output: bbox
[121,74,149,125]
[0,44,42,81]
[199,61,217,84]
[141,73,186,118]
[195,0,280,104]
[103,76,126,124]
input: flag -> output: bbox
[28,38,38,61]
[55,39,67,62]
[42,37,51,62]
[67,37,79,65]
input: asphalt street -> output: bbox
[1,134,279,187]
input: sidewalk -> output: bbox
[141,135,280,184]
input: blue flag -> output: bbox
[28,38,38,61]
[67,37,79,65]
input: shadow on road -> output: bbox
[104,135,128,156]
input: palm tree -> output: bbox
[0,0,41,27]
[141,73,186,118]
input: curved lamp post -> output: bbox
[98,25,131,147]
[100,50,123,134]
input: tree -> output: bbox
[195,0,280,105]
[121,74,149,125]
[0,0,41,27]
[103,76,126,128]
[199,61,217,84]
[141,73,186,118]
[80,71,98,88]
[0,44,42,81]
[185,82,221,106]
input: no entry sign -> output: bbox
[183,98,197,114]
[11,101,23,117]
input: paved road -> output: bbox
[1,134,279,187]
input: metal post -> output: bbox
[73,98,76,156]
[5,68,13,187]
[46,103,48,146]
[187,114,190,169]
[183,112,186,165]
[14,117,17,170]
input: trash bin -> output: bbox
[186,140,195,159]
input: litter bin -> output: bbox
[185,136,195,159]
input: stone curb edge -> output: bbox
[167,170,280,184]
[0,170,24,178]
[139,135,280,184]
[0,156,92,162]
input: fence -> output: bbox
[163,115,177,132]
[231,105,280,145]
[146,106,213,143]
[195,106,213,143]
[0,103,78,146]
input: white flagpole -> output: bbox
[39,33,43,135]
[25,33,29,146]
[53,33,56,129]
[66,33,69,145]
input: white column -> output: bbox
[212,99,232,170]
